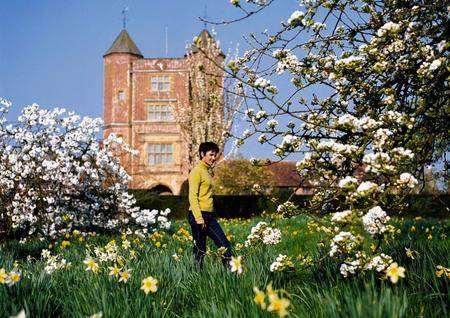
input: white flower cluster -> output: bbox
[356,181,379,196]
[338,176,358,189]
[92,240,120,263]
[277,134,302,154]
[340,259,361,277]
[276,201,298,217]
[377,21,401,37]
[244,221,281,247]
[41,249,71,274]
[315,140,359,155]
[0,101,171,239]
[365,253,393,272]
[332,114,381,132]
[331,210,353,223]
[269,254,294,272]
[329,231,360,257]
[130,207,171,230]
[274,135,301,157]
[397,173,418,188]
[287,10,305,27]
[273,49,302,74]
[362,206,390,236]
[254,77,270,88]
[245,109,269,125]
[339,252,394,277]
[254,77,278,94]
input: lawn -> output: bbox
[1,215,448,318]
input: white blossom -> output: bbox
[362,206,390,236]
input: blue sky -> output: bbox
[0,0,302,159]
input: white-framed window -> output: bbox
[151,75,170,91]
[147,105,173,122]
[147,143,173,165]
[118,91,125,101]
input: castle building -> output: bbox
[103,28,221,195]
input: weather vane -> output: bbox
[122,6,129,29]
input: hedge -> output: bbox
[129,190,449,220]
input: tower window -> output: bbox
[151,76,171,91]
[147,105,173,122]
[118,91,125,101]
[147,144,173,165]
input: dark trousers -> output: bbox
[188,211,233,269]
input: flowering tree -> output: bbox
[174,30,243,170]
[211,0,448,279]
[213,159,276,195]
[0,99,171,241]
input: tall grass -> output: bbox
[0,216,448,317]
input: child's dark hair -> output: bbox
[199,142,219,159]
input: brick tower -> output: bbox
[103,28,223,195]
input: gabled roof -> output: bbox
[221,159,313,188]
[104,29,143,58]
[265,161,312,188]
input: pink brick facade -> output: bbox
[103,29,213,194]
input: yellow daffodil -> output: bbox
[122,240,131,249]
[267,295,291,317]
[265,282,278,301]
[405,248,415,259]
[119,269,131,283]
[83,258,99,273]
[435,265,444,277]
[217,247,227,256]
[61,240,71,249]
[410,226,416,232]
[155,241,161,248]
[117,256,125,266]
[435,265,450,278]
[253,287,266,309]
[0,268,9,284]
[8,270,21,285]
[386,262,405,283]
[108,265,121,277]
[229,256,243,274]
[140,276,158,294]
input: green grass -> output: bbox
[0,216,448,318]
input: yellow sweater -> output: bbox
[188,160,214,223]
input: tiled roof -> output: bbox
[104,29,143,57]
[264,161,312,188]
